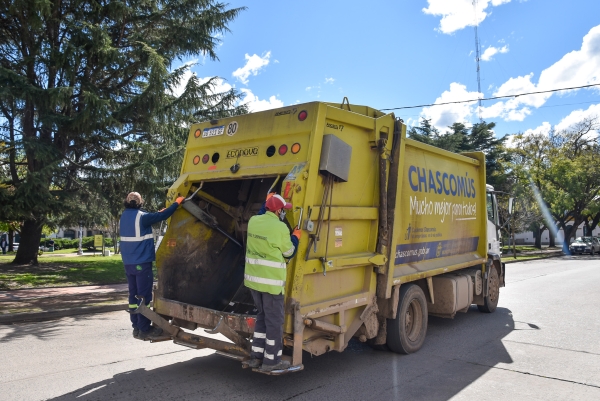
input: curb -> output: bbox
[503,252,564,263]
[0,303,128,324]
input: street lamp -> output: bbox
[77,221,83,255]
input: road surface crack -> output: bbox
[504,339,600,356]
[283,384,325,400]
[458,359,600,389]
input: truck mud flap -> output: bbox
[130,297,251,358]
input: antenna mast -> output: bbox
[473,0,483,122]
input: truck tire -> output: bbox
[477,266,499,313]
[386,284,428,354]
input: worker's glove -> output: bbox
[292,228,302,240]
[175,196,185,205]
[266,191,276,201]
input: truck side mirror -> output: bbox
[508,198,514,215]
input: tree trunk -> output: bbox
[534,227,542,249]
[562,225,571,253]
[12,219,43,264]
[583,221,591,236]
[562,222,581,252]
[549,228,556,247]
[8,229,14,252]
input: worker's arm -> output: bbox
[141,197,184,227]
[281,227,300,259]
[257,203,267,216]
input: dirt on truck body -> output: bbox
[134,101,505,374]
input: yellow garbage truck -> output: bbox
[133,101,504,374]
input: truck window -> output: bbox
[486,193,495,222]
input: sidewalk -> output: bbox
[0,283,129,324]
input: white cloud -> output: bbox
[169,59,198,98]
[324,77,335,84]
[232,51,271,85]
[423,0,512,34]
[480,24,600,121]
[505,121,552,148]
[420,82,481,132]
[524,121,552,137]
[305,86,312,91]
[555,103,600,132]
[481,45,509,61]
[197,76,233,94]
[240,88,283,112]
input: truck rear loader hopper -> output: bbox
[134,101,505,374]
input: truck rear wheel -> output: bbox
[386,284,428,354]
[477,266,499,313]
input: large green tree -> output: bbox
[408,119,510,189]
[509,117,600,250]
[0,0,246,264]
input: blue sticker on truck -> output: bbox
[394,237,479,265]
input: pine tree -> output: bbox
[0,0,246,264]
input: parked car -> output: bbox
[12,242,18,251]
[569,236,600,255]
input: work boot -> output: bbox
[133,328,140,339]
[246,357,262,368]
[138,326,163,340]
[259,360,290,372]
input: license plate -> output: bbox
[202,126,225,138]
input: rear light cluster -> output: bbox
[192,143,301,166]
[267,142,301,157]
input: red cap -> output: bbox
[265,194,293,211]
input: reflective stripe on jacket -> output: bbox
[244,211,296,295]
[119,203,178,265]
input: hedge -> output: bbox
[40,236,116,249]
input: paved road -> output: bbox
[1,256,599,401]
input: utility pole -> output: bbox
[473,0,483,122]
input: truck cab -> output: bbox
[486,184,502,257]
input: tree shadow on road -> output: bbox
[45,307,516,401]
[0,313,109,343]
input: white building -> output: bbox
[514,222,600,245]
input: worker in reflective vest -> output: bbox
[244,194,301,371]
[120,192,184,340]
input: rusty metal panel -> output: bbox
[154,297,256,336]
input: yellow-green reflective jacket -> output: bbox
[244,212,295,295]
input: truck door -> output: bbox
[486,192,501,255]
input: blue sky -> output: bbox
[180,0,600,138]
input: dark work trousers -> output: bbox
[250,289,285,366]
[125,262,153,332]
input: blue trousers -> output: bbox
[250,289,284,366]
[125,262,154,332]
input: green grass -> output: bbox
[0,255,156,290]
[503,252,561,263]
[501,245,561,254]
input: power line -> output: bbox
[381,83,600,111]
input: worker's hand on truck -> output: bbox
[292,228,302,239]
[175,196,185,205]
[266,191,277,201]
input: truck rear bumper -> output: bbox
[154,296,257,336]
[131,296,254,359]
